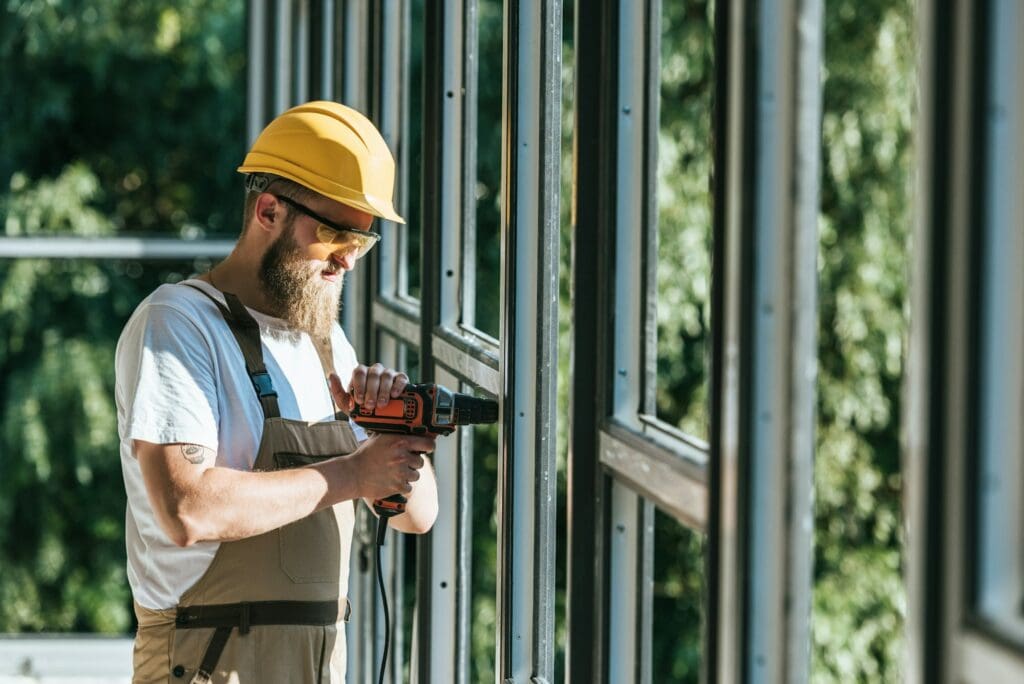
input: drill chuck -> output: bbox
[451,394,499,425]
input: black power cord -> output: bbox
[375,517,391,684]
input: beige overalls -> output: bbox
[132,287,359,684]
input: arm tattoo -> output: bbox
[180,444,208,465]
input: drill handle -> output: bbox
[372,493,407,518]
[372,493,406,546]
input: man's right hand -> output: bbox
[341,433,436,500]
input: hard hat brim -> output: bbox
[238,163,406,224]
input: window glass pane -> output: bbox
[468,0,504,339]
[655,0,714,439]
[652,508,705,683]
[0,257,216,633]
[555,4,575,681]
[974,0,1024,642]
[813,2,914,678]
[403,0,424,300]
[470,421,499,681]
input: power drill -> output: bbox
[350,383,499,519]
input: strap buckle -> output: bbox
[251,372,277,398]
[244,174,271,193]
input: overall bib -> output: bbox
[132,288,359,684]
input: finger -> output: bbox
[328,372,354,412]
[376,369,396,406]
[363,363,384,408]
[407,453,425,470]
[390,372,410,398]
[349,365,368,404]
[407,468,421,483]
[407,437,437,454]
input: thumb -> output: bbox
[328,372,355,412]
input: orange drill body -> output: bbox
[351,383,456,437]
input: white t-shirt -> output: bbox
[115,279,363,609]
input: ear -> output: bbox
[253,193,282,233]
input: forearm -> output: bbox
[178,460,360,544]
[138,440,362,546]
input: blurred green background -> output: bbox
[0,0,914,682]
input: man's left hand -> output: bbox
[329,364,410,413]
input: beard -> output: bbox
[258,222,343,341]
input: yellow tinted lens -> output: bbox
[315,224,378,258]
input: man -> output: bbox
[115,101,438,683]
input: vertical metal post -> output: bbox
[606,0,650,677]
[318,0,334,100]
[246,0,268,144]
[369,6,408,682]
[710,0,822,681]
[416,0,451,678]
[903,1,953,682]
[904,0,994,681]
[294,0,310,103]
[568,0,618,681]
[274,0,294,113]
[607,484,642,683]
[497,0,561,680]
[422,5,468,682]
[338,0,370,348]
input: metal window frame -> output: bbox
[571,1,821,683]
[495,1,562,681]
[972,0,1024,645]
[906,0,1024,681]
[706,0,822,682]
[0,238,233,259]
[567,1,617,680]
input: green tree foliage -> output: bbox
[471,0,504,339]
[814,0,915,680]
[1,0,245,235]
[649,1,715,681]
[657,0,714,442]
[0,0,245,633]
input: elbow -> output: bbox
[156,503,208,548]
[166,526,194,549]
[405,503,439,535]
[170,522,202,548]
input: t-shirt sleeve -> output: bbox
[117,302,220,452]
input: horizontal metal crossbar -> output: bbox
[432,327,500,397]
[372,298,421,347]
[599,419,708,531]
[0,237,234,259]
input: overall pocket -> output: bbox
[274,452,344,584]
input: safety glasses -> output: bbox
[274,194,382,259]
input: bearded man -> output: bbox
[115,102,437,683]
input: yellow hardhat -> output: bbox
[238,101,405,224]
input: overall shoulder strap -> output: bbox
[310,335,351,421]
[181,283,281,419]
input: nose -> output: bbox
[336,247,358,271]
